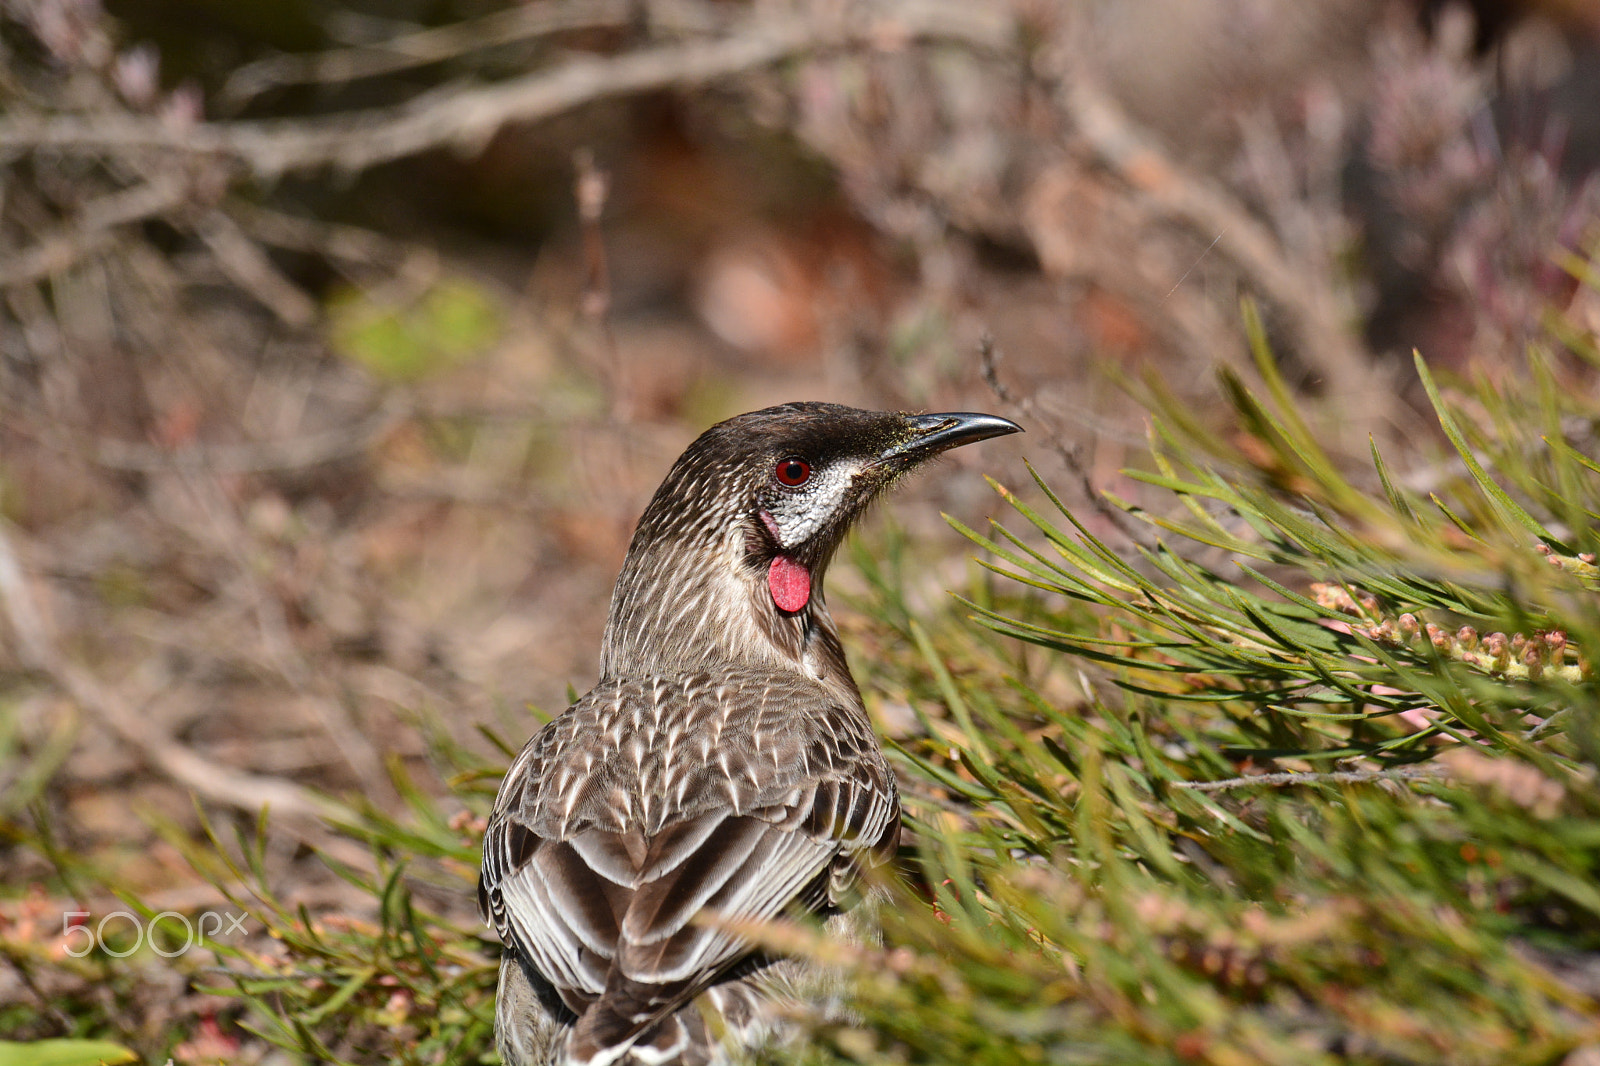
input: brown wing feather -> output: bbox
[568,805,868,1061]
[478,671,899,1064]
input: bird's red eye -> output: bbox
[775,458,811,486]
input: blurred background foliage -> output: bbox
[2,0,1600,1062]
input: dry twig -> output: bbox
[231,203,433,270]
[0,173,194,287]
[1060,78,1386,428]
[221,0,636,106]
[93,395,409,474]
[195,209,319,327]
[978,335,1156,549]
[574,147,632,418]
[0,1,1013,179]
[0,522,347,827]
[1173,765,1440,792]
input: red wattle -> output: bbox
[768,555,811,612]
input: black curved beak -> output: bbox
[882,411,1022,463]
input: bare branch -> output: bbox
[0,2,1014,179]
[0,522,348,826]
[1173,765,1440,792]
[978,335,1156,549]
[231,203,433,268]
[94,395,410,473]
[196,209,319,326]
[574,147,631,418]
[0,173,193,287]
[222,0,635,106]
[1060,77,1387,427]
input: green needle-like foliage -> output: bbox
[155,754,503,1066]
[33,338,1600,1064]
[792,342,1600,1065]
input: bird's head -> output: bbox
[599,402,1020,680]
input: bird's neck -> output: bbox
[597,528,858,702]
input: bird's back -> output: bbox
[480,402,1018,1065]
[480,668,899,1065]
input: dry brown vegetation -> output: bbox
[3,0,1600,1061]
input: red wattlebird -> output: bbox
[479,403,1020,1066]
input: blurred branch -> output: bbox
[978,335,1155,549]
[0,173,193,287]
[1173,766,1441,792]
[0,522,347,827]
[222,0,635,106]
[196,209,319,326]
[93,395,410,473]
[232,203,436,269]
[575,147,631,418]
[0,1,1014,179]
[1060,77,1386,427]
[223,0,746,105]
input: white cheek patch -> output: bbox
[763,461,860,549]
